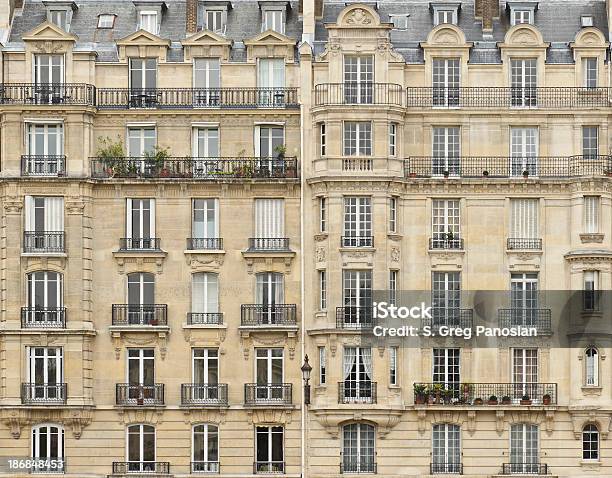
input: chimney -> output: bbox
[186,0,198,34]
[475,0,498,34]
[300,0,316,45]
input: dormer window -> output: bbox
[508,2,537,26]
[49,10,68,30]
[389,14,409,30]
[139,11,159,34]
[97,14,116,29]
[263,9,284,33]
[512,10,531,24]
[133,0,166,35]
[581,15,594,27]
[42,0,77,31]
[206,9,225,34]
[430,3,460,26]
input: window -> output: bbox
[127,349,155,405]
[583,271,599,312]
[257,58,285,104]
[433,348,460,385]
[432,272,461,325]
[585,347,599,387]
[432,199,461,248]
[127,273,155,325]
[126,199,156,250]
[27,347,64,401]
[129,59,157,106]
[319,197,327,232]
[512,348,538,399]
[319,346,326,385]
[342,347,373,402]
[254,199,285,239]
[24,196,64,253]
[432,424,461,474]
[192,199,219,244]
[192,424,219,473]
[582,126,598,159]
[192,273,219,315]
[581,15,594,27]
[26,124,63,171]
[510,274,539,323]
[32,425,64,473]
[510,59,537,107]
[388,123,397,156]
[97,14,116,28]
[255,349,284,401]
[344,122,372,156]
[344,56,373,104]
[342,423,375,473]
[255,426,284,473]
[510,199,539,242]
[255,125,284,158]
[26,271,63,326]
[343,197,372,247]
[127,127,156,158]
[389,197,397,233]
[509,424,539,474]
[512,10,532,25]
[583,424,599,461]
[584,58,597,89]
[193,59,220,106]
[435,9,456,25]
[389,14,408,30]
[319,270,327,310]
[510,127,538,176]
[262,9,284,33]
[255,272,285,323]
[432,126,460,176]
[127,424,156,472]
[319,123,326,156]
[193,348,219,385]
[389,347,398,386]
[206,9,225,33]
[33,54,63,85]
[49,10,68,30]
[584,196,600,233]
[389,270,398,305]
[342,270,372,326]
[139,11,158,34]
[433,58,460,107]
[193,128,219,174]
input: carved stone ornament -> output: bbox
[416,409,477,436]
[247,408,295,425]
[1,408,92,439]
[118,408,164,425]
[570,409,611,440]
[240,330,297,360]
[111,330,169,360]
[345,8,372,26]
[313,408,402,439]
[182,408,227,425]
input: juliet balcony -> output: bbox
[413,383,557,406]
[21,307,66,328]
[338,381,377,404]
[112,304,168,326]
[500,463,549,475]
[23,232,65,254]
[241,304,297,327]
[187,237,223,250]
[497,308,552,334]
[341,235,374,248]
[422,309,473,330]
[314,83,404,106]
[247,237,291,252]
[336,306,374,329]
[21,383,67,404]
[507,238,543,250]
[116,383,165,406]
[111,461,170,475]
[340,459,377,474]
[244,383,293,406]
[181,383,229,407]
[21,155,66,177]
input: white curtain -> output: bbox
[44,197,64,231]
[192,273,218,313]
[255,199,284,237]
[361,348,372,380]
[25,196,35,231]
[343,348,356,380]
[510,199,538,238]
[257,59,285,88]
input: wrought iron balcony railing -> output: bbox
[241,304,297,326]
[404,155,612,179]
[507,238,543,250]
[112,461,170,474]
[338,381,377,404]
[188,312,223,325]
[413,382,557,405]
[23,232,65,253]
[187,237,223,250]
[501,463,549,475]
[21,307,66,328]
[406,86,612,108]
[91,157,298,180]
[314,82,404,106]
[244,383,292,406]
[254,461,285,474]
[112,304,168,326]
[0,83,95,105]
[181,383,228,406]
[341,235,374,248]
[498,308,552,333]
[21,155,66,176]
[248,237,290,251]
[430,462,463,474]
[429,237,464,250]
[336,306,374,329]
[21,383,67,404]
[119,237,161,251]
[340,460,377,474]
[422,309,473,329]
[97,87,298,109]
[192,461,220,473]
[116,383,165,406]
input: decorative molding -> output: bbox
[390,247,400,262]
[246,408,295,425]
[118,408,164,425]
[111,329,170,360]
[184,250,225,270]
[569,409,611,440]
[182,325,227,346]
[312,408,402,439]
[242,251,295,275]
[112,251,167,274]
[0,408,92,439]
[579,233,605,244]
[182,408,227,425]
[239,330,298,360]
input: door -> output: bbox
[257,59,285,106]
[342,423,375,473]
[28,347,63,400]
[193,58,220,106]
[32,425,64,473]
[126,199,155,249]
[193,129,219,176]
[432,424,461,473]
[255,348,283,400]
[510,127,538,177]
[127,424,156,472]
[511,59,537,107]
[26,124,64,174]
[193,424,219,472]
[343,347,373,401]
[25,196,64,251]
[432,272,461,326]
[433,348,460,395]
[510,424,539,473]
[127,127,156,175]
[510,273,538,326]
[342,270,372,325]
[432,199,461,246]
[343,197,372,247]
[26,271,63,325]
[433,58,460,106]
[512,349,538,402]
[256,272,284,324]
[192,348,219,400]
[127,349,155,402]
[432,127,460,176]
[344,56,373,104]
[33,55,64,103]
[127,273,155,324]
[129,58,157,107]
[255,426,284,472]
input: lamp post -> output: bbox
[301,354,313,405]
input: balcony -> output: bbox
[23,232,65,254]
[429,237,464,250]
[336,307,374,329]
[340,460,377,474]
[507,238,542,250]
[111,462,170,475]
[21,383,67,404]
[91,157,298,180]
[314,82,404,106]
[119,238,161,251]
[338,381,377,404]
[115,383,165,406]
[97,87,299,109]
[21,155,66,177]
[187,237,223,250]
[422,309,473,329]
[188,312,223,325]
[248,238,290,252]
[192,461,220,473]
[0,83,95,105]
[21,307,66,328]
[498,308,552,334]
[430,463,463,475]
[254,461,285,474]
[181,383,228,406]
[413,383,557,406]
[244,383,292,406]
[405,155,612,179]
[341,236,374,248]
[405,86,612,108]
[112,304,168,326]
[500,463,549,475]
[241,304,297,327]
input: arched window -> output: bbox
[432,424,461,473]
[32,424,64,473]
[509,424,539,474]
[583,424,599,461]
[126,424,156,472]
[585,348,599,387]
[342,423,375,473]
[192,424,219,473]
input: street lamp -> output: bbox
[301,354,313,405]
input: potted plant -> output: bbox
[96,136,125,177]
[443,170,450,178]
[542,393,552,405]
[501,395,512,405]
[274,144,287,160]
[144,146,171,176]
[442,388,453,404]
[461,383,473,403]
[150,318,159,326]
[522,170,529,179]
[520,394,532,405]
[482,170,489,177]
[408,172,418,178]
[488,395,498,405]
[136,396,144,406]
[414,384,427,404]
[473,397,484,405]
[432,383,443,404]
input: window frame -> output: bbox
[318,346,326,385]
[584,347,599,387]
[389,346,398,386]
[192,423,220,472]
[319,270,327,311]
[343,121,373,156]
[97,13,116,29]
[582,424,599,461]
[388,122,397,157]
[138,10,159,35]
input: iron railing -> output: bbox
[21,307,66,328]
[97,87,299,109]
[507,238,543,250]
[501,463,549,475]
[21,155,66,176]
[112,462,170,474]
[91,157,298,180]
[422,309,473,329]
[404,155,612,179]
[188,312,224,325]
[112,304,168,326]
[429,237,464,250]
[21,383,67,404]
[181,383,228,406]
[192,461,220,473]
[23,232,65,253]
[0,83,95,105]
[413,382,557,405]
[119,237,161,251]
[115,383,165,406]
[254,461,285,474]
[341,235,374,248]
[314,83,404,106]
[241,304,297,326]
[336,306,374,329]
[430,463,463,474]
[498,308,552,333]
[187,237,223,250]
[338,381,377,404]
[340,460,377,474]
[406,87,612,108]
[248,238,290,251]
[244,383,292,405]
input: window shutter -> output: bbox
[126,198,132,238]
[255,199,284,238]
[584,196,599,233]
[511,199,538,238]
[207,274,219,313]
[44,197,64,232]
[149,199,156,238]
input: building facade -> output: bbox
[0,0,611,477]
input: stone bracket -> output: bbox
[313,408,402,439]
[240,329,298,360]
[111,329,170,360]
[1,407,92,439]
